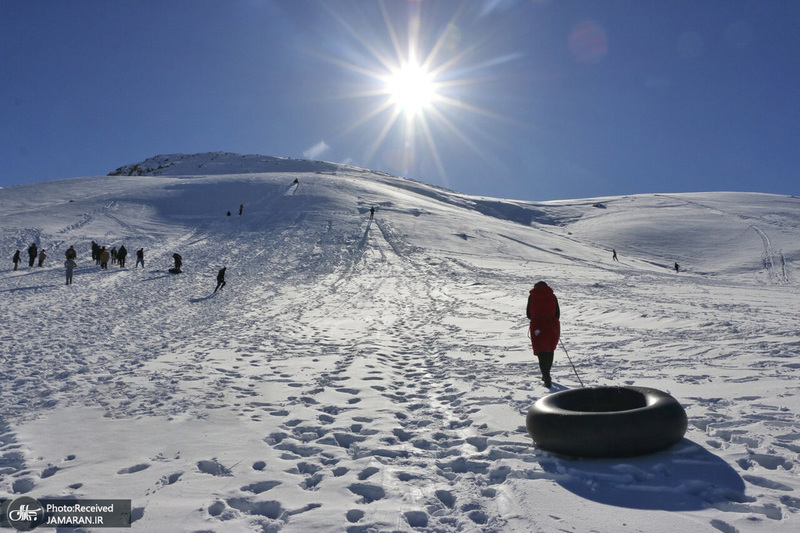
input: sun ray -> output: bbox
[322,3,399,75]
[435,94,524,126]
[416,110,450,186]
[379,0,409,68]
[337,99,396,138]
[423,103,507,174]
[419,4,468,74]
[363,106,405,165]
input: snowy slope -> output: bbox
[1,154,799,532]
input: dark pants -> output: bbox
[214,280,226,292]
[29,256,35,267]
[536,351,554,387]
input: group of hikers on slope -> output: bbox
[12,243,48,270]
[90,241,142,270]
[12,241,227,292]
[13,242,146,285]
[12,239,229,293]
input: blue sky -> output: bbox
[2,0,799,201]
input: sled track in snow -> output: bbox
[780,250,790,283]
[752,225,789,284]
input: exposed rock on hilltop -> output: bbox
[108,151,345,177]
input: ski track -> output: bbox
[1,175,799,532]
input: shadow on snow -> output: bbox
[538,439,745,512]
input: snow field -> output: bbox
[1,157,799,532]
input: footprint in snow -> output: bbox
[159,472,183,486]
[404,510,429,528]
[348,483,385,504]
[117,463,150,475]
[241,480,281,494]
[357,466,379,480]
[197,458,232,476]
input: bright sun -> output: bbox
[323,1,516,183]
[385,62,437,117]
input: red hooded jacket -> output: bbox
[527,282,561,354]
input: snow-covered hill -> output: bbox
[1,154,799,532]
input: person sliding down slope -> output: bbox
[526,281,561,388]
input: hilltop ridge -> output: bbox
[108,151,348,177]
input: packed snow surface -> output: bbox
[1,153,799,532]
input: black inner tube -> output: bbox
[527,386,688,457]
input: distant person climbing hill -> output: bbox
[170,253,183,274]
[214,267,226,293]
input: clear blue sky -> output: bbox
[2,0,799,201]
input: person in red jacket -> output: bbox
[526,281,561,388]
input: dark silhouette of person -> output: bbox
[214,267,227,293]
[612,249,618,261]
[370,206,375,219]
[28,243,37,267]
[65,245,77,260]
[38,249,46,267]
[172,253,183,273]
[239,204,243,215]
[135,248,145,269]
[12,250,21,270]
[674,262,680,273]
[118,245,128,268]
